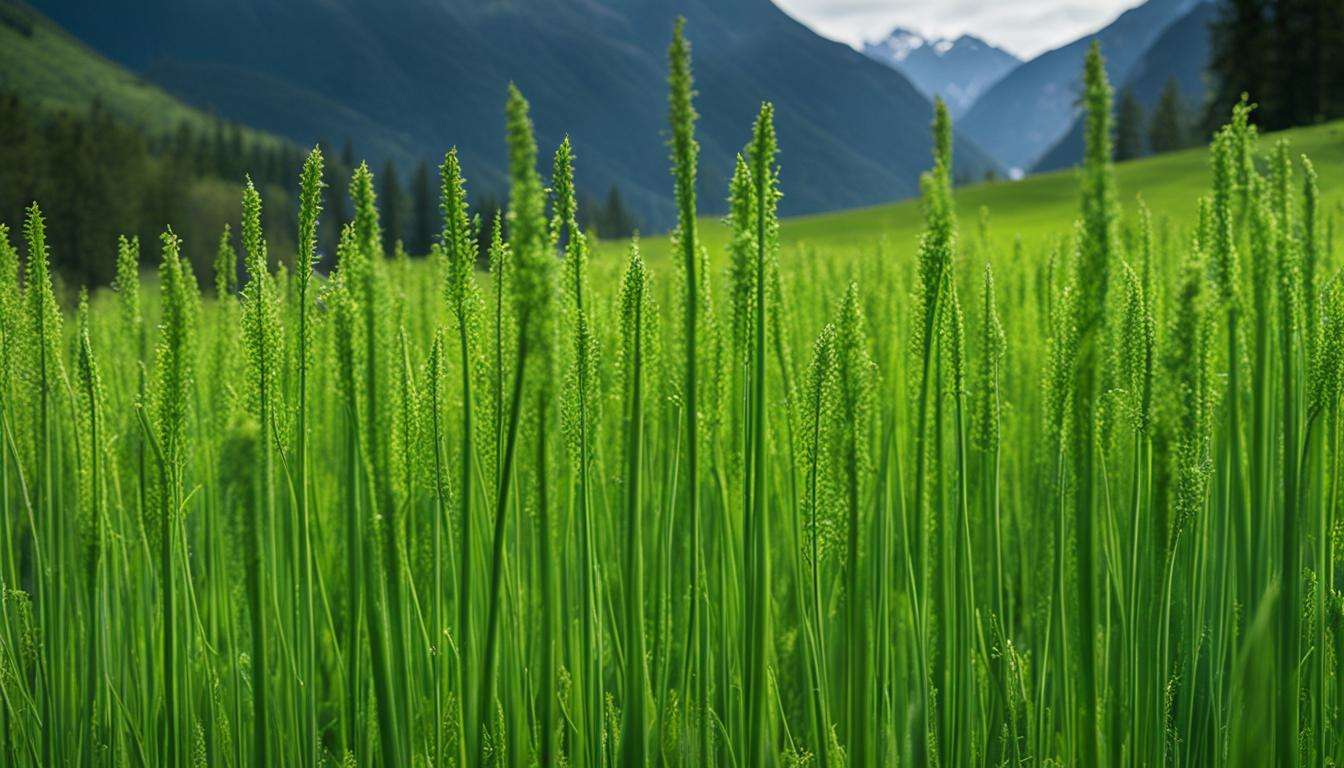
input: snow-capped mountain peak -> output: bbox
[868,26,927,62]
[861,27,1021,116]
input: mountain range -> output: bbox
[27,0,1001,228]
[861,28,1019,117]
[957,0,1201,173]
[1033,2,1215,172]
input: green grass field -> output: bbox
[1,25,1343,768]
[611,118,1344,267]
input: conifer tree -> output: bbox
[1149,78,1188,154]
[379,160,403,257]
[1115,89,1145,161]
[410,159,434,255]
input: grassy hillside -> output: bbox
[608,117,1344,267]
[0,0,279,144]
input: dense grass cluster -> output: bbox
[1,27,1342,767]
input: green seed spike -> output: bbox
[441,148,477,326]
[1210,128,1240,307]
[975,264,1005,454]
[351,161,383,263]
[0,225,16,592]
[1117,262,1155,435]
[729,153,757,369]
[214,226,236,298]
[1302,156,1321,353]
[504,84,551,347]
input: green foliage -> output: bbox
[2,29,1343,768]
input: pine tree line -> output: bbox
[1,91,641,290]
[1207,0,1344,131]
[1110,78,1202,162]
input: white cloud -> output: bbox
[772,0,1142,59]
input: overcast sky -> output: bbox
[772,0,1142,59]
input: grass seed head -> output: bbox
[504,84,552,350]
[440,147,477,325]
[297,147,325,284]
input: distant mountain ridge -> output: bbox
[958,0,1200,173]
[862,28,1020,116]
[1034,2,1215,172]
[29,0,1001,227]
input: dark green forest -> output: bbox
[0,92,638,289]
[1206,0,1344,130]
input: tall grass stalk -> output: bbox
[240,177,278,766]
[477,84,550,767]
[667,20,709,763]
[1071,44,1116,765]
[440,146,476,768]
[620,238,652,765]
[743,102,778,768]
